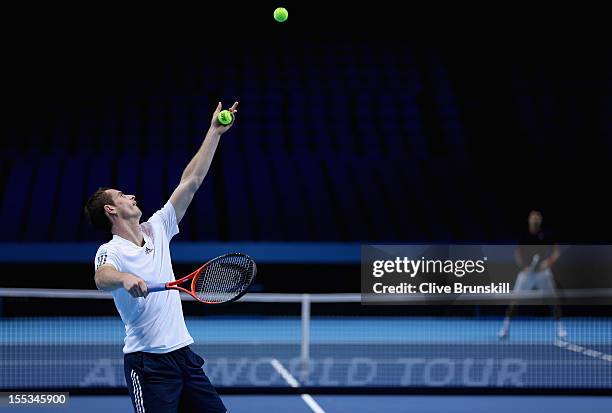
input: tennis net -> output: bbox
[0,288,610,391]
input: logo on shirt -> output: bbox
[145,246,154,255]
[95,251,108,270]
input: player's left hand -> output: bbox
[210,101,239,134]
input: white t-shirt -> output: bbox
[94,201,194,354]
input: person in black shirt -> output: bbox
[498,210,567,340]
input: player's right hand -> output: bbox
[123,274,149,298]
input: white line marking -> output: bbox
[301,395,326,413]
[270,358,326,413]
[554,339,612,363]
[270,359,300,387]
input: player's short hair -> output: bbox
[84,188,114,232]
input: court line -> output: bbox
[270,358,326,413]
[554,339,612,362]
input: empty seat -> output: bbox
[23,156,61,241]
[48,155,86,241]
[0,155,35,240]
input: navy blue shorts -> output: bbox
[124,346,226,413]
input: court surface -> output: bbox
[6,395,611,413]
[2,316,611,388]
[2,316,611,412]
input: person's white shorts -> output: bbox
[513,268,556,291]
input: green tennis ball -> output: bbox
[217,110,233,125]
[274,7,288,23]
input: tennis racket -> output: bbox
[147,252,256,304]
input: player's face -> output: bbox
[107,189,141,220]
[528,211,542,228]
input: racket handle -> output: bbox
[147,283,167,293]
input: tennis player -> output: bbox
[499,210,567,340]
[85,102,238,413]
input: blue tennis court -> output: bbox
[1,290,611,413]
[9,395,612,413]
[1,316,611,389]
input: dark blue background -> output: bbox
[1,4,610,289]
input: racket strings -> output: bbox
[195,254,255,303]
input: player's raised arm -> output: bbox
[169,101,239,224]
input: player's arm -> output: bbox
[95,264,149,298]
[514,247,526,270]
[169,101,239,224]
[541,244,560,270]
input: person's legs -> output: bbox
[124,351,184,413]
[535,269,566,338]
[499,305,514,339]
[499,270,534,339]
[177,347,227,413]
